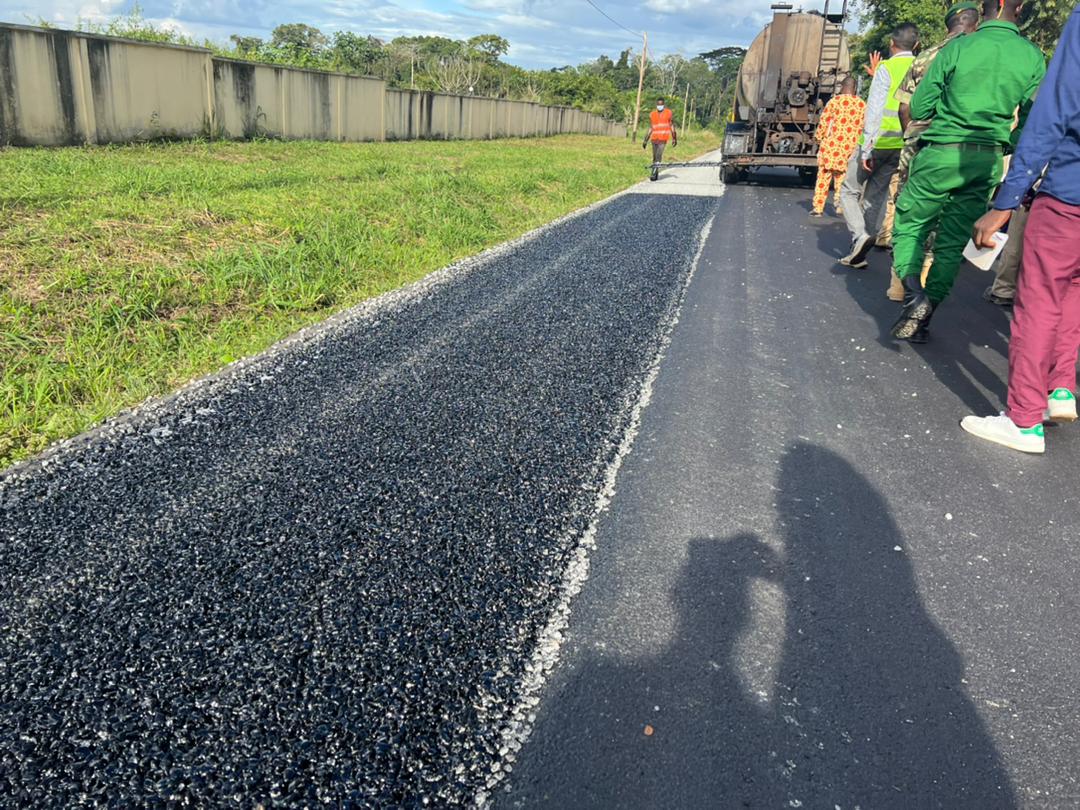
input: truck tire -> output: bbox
[721,165,739,185]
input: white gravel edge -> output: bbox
[2,185,640,485]
[474,213,717,807]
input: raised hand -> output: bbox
[865,51,882,77]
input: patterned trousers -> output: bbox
[812,167,845,214]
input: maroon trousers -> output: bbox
[1006,194,1080,428]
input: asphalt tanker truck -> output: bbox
[720,1,852,184]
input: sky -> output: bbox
[4,0,791,68]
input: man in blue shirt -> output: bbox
[962,4,1080,454]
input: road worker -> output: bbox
[890,0,1045,342]
[838,23,918,268]
[642,96,677,181]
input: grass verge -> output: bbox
[0,130,720,467]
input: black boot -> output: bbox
[892,275,933,340]
[908,301,936,343]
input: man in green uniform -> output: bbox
[890,0,1045,341]
[895,3,982,182]
[883,1,981,303]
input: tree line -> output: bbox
[53,6,745,132]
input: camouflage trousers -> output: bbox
[880,138,927,246]
[897,138,921,186]
[885,138,934,295]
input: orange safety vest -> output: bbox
[650,108,674,142]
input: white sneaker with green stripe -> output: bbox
[1046,388,1078,423]
[960,413,1045,454]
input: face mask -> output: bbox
[657,105,665,111]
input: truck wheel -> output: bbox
[721,165,739,185]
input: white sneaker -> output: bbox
[960,413,1045,454]
[1046,388,1078,423]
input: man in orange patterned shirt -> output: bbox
[811,77,866,217]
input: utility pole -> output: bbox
[681,82,690,132]
[632,31,648,141]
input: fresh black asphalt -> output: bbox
[3,170,1080,808]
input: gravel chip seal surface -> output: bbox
[1,191,717,806]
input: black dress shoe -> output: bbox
[892,277,933,340]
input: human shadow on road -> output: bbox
[772,441,1016,808]
[503,533,785,808]
[814,213,855,265]
[504,443,1016,808]
[837,250,1013,416]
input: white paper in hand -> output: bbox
[963,232,1009,271]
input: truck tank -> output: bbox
[721,1,851,184]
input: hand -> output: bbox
[865,51,882,77]
[973,209,1013,248]
[672,139,678,148]
[642,141,648,150]
[862,157,874,172]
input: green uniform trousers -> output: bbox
[892,144,1002,305]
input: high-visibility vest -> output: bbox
[877,54,915,150]
[650,108,674,142]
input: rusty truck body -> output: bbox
[721,2,852,184]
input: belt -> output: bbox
[928,142,1003,153]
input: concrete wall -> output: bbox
[212,59,384,141]
[0,24,211,146]
[383,90,622,141]
[0,23,623,147]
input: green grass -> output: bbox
[0,130,720,468]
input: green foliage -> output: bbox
[541,69,621,117]
[270,23,327,54]
[856,0,947,57]
[1020,0,1072,54]
[467,35,510,61]
[229,35,263,54]
[330,32,385,75]
[846,31,869,76]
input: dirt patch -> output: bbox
[0,267,50,305]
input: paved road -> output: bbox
[500,168,1080,808]
[3,155,1079,807]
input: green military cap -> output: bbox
[945,0,980,21]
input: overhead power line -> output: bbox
[582,0,642,37]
